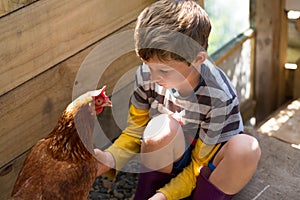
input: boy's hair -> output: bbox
[134,0,211,65]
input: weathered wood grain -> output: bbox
[0,0,154,96]
[0,20,142,167]
[254,0,287,122]
[0,0,37,16]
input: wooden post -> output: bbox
[253,0,287,122]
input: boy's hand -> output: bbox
[94,148,115,176]
[148,192,167,200]
[170,111,183,125]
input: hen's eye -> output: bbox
[95,98,103,105]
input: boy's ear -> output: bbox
[191,52,207,67]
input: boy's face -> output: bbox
[144,57,196,91]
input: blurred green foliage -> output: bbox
[204,0,250,54]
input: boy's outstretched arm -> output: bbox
[149,192,167,200]
[94,104,150,177]
[94,149,115,176]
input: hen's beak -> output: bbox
[102,99,112,107]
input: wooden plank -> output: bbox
[213,35,255,104]
[294,62,300,98]
[212,29,254,66]
[0,0,154,96]
[286,0,300,11]
[278,2,288,106]
[0,0,37,17]
[0,21,142,168]
[0,48,78,169]
[0,0,9,15]
[0,153,27,200]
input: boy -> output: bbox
[94,0,261,199]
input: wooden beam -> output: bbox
[294,64,300,98]
[254,0,288,122]
[286,0,300,11]
[212,29,254,66]
[0,0,154,96]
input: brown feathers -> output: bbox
[11,87,111,199]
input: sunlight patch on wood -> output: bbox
[257,99,300,145]
[291,144,300,150]
[258,100,300,135]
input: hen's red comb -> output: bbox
[91,85,107,99]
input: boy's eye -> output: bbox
[160,70,169,74]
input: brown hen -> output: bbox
[11,86,112,200]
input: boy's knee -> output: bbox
[227,134,261,166]
[140,114,185,170]
[142,114,183,151]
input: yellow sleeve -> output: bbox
[157,139,221,200]
[105,104,150,177]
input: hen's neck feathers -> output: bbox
[47,97,96,162]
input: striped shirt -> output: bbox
[131,62,244,145]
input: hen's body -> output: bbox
[11,87,111,200]
[11,139,97,200]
